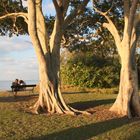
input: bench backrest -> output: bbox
[11,84,36,88]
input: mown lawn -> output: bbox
[0,89,140,140]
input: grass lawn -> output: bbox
[0,88,140,140]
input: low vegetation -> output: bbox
[0,89,140,140]
[61,54,121,88]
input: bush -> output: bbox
[61,54,121,88]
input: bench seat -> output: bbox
[11,84,36,93]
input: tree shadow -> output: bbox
[127,129,140,140]
[63,91,89,94]
[28,117,135,140]
[0,94,37,103]
[68,99,115,110]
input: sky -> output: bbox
[0,0,55,81]
[0,0,91,81]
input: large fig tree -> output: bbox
[0,0,89,114]
[93,0,140,118]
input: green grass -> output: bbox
[0,89,140,140]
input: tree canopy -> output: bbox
[0,0,27,36]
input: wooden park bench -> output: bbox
[11,84,36,95]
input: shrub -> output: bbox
[61,54,120,88]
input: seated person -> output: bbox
[19,80,25,85]
[12,79,19,91]
[18,80,26,90]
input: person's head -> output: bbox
[15,79,18,82]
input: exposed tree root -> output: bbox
[29,85,90,115]
[69,106,91,115]
[29,100,91,115]
[110,83,140,118]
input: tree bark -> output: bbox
[0,0,89,115]
[28,0,89,115]
[27,0,69,114]
[94,1,140,118]
[110,42,140,118]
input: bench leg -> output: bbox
[14,91,17,97]
[32,87,35,94]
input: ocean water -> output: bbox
[0,80,38,91]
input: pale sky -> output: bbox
[0,0,91,81]
[0,0,55,81]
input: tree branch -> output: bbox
[93,6,121,50]
[53,0,70,18]
[53,0,61,14]
[128,0,138,38]
[63,0,90,30]
[0,12,28,23]
[123,1,130,41]
[62,0,70,17]
[28,0,47,65]
[36,0,50,54]
[28,0,50,80]
[130,13,140,48]
[123,0,138,43]
[19,0,23,9]
[52,0,63,23]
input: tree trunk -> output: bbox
[28,0,89,115]
[94,0,140,118]
[31,51,87,115]
[110,44,140,118]
[31,41,76,115]
[31,65,73,114]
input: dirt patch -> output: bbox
[87,106,122,121]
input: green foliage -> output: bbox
[61,53,120,88]
[0,0,27,37]
[63,1,124,55]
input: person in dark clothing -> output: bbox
[12,79,20,96]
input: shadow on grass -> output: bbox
[63,91,89,94]
[28,117,134,140]
[0,94,37,102]
[127,129,140,140]
[69,99,115,110]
